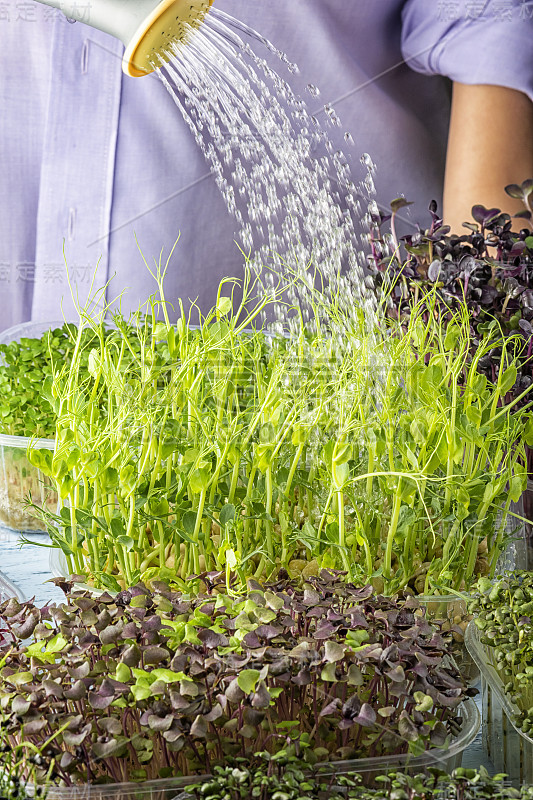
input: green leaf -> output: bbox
[390,197,413,213]
[253,607,277,624]
[191,610,213,627]
[152,322,169,341]
[182,510,197,535]
[149,497,169,517]
[237,669,261,694]
[509,475,525,502]
[322,440,335,470]
[414,691,433,713]
[182,448,199,465]
[115,663,132,683]
[259,422,276,445]
[219,504,235,527]
[396,505,416,532]
[320,662,338,683]
[499,365,517,395]
[216,296,233,317]
[65,446,81,470]
[189,467,210,494]
[264,591,284,611]
[225,549,237,570]
[167,326,177,356]
[88,349,100,378]
[151,669,186,684]
[117,536,135,552]
[346,629,370,647]
[110,518,125,539]
[466,405,482,428]
[132,668,157,684]
[25,633,68,663]
[409,418,427,444]
[291,426,307,446]
[131,685,152,702]
[483,481,498,505]
[183,625,202,646]
[46,633,68,654]
[8,671,34,687]
[444,325,460,351]
[118,465,135,492]
[332,461,350,488]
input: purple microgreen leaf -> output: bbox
[143,646,170,665]
[88,691,114,710]
[190,715,208,738]
[505,183,524,200]
[428,260,442,282]
[324,640,345,662]
[354,703,377,728]
[398,711,419,741]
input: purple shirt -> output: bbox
[0,0,531,330]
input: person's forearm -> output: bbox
[443,83,533,233]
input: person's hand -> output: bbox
[443,83,533,233]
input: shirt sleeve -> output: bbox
[401,0,533,101]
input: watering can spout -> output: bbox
[33,0,214,76]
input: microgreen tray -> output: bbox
[0,321,71,533]
[36,698,478,800]
[0,569,25,646]
[0,320,75,346]
[0,570,25,604]
[522,478,533,561]
[0,433,57,533]
[465,621,533,785]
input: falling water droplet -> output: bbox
[360,152,375,172]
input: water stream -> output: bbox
[156,8,383,338]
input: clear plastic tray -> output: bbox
[0,569,26,646]
[522,478,533,565]
[0,320,76,345]
[0,321,70,533]
[0,570,25,603]
[36,698,478,799]
[0,433,57,533]
[415,499,527,683]
[465,621,533,785]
